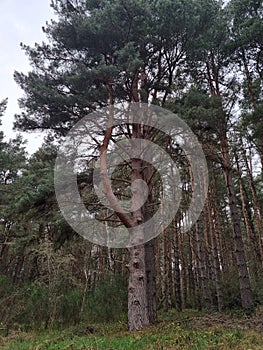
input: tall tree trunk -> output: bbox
[187,232,197,309]
[145,239,157,323]
[240,48,263,171]
[143,131,157,324]
[195,219,213,311]
[203,206,213,284]
[207,197,224,311]
[173,220,182,311]
[99,100,150,331]
[235,152,262,279]
[180,222,187,309]
[241,147,263,264]
[128,136,150,331]
[210,174,226,274]
[128,241,149,331]
[161,211,170,311]
[220,137,254,311]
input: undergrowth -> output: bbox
[1,309,263,350]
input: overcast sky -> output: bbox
[0,0,55,153]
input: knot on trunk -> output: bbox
[133,260,140,269]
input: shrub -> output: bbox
[84,274,128,323]
[221,270,242,310]
[17,282,50,330]
[59,288,82,325]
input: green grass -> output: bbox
[1,310,263,350]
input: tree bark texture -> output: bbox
[221,137,254,311]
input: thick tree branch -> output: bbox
[100,104,133,228]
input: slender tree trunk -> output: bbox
[207,197,224,311]
[136,88,157,324]
[161,211,170,311]
[241,147,263,264]
[180,222,187,309]
[203,206,213,284]
[220,137,254,311]
[195,219,213,311]
[187,232,197,309]
[143,132,157,324]
[240,48,263,171]
[235,152,262,279]
[210,175,226,274]
[144,239,157,323]
[155,237,161,310]
[173,220,182,311]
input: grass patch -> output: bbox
[1,310,263,350]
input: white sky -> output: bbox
[0,0,56,153]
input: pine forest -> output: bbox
[0,0,263,349]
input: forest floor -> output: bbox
[1,308,263,350]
